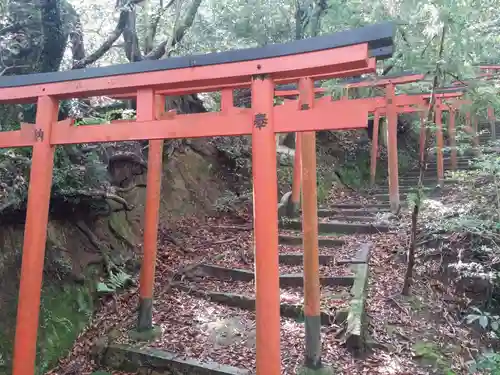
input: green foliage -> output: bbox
[213,190,251,213]
[412,341,450,370]
[96,268,132,295]
[469,351,500,375]
[466,307,500,334]
[210,136,251,173]
[316,171,336,203]
[36,284,94,374]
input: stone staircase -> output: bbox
[370,119,500,204]
[100,121,499,374]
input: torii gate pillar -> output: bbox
[488,107,496,140]
[12,96,58,375]
[386,84,400,213]
[251,75,281,375]
[435,103,444,187]
[448,108,457,170]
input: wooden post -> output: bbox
[448,108,457,170]
[291,132,302,214]
[419,111,426,165]
[251,75,281,375]
[370,110,380,186]
[221,88,234,112]
[472,114,479,154]
[137,90,164,332]
[488,106,496,141]
[12,96,58,375]
[386,84,400,213]
[435,103,444,187]
[299,77,323,370]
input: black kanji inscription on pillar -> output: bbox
[254,113,268,130]
[34,129,44,142]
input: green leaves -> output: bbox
[96,268,133,295]
[468,351,500,375]
[465,307,500,332]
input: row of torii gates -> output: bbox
[0,20,494,374]
[281,70,499,213]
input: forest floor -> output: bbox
[47,185,486,375]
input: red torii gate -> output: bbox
[273,84,327,215]
[450,69,498,139]
[368,90,466,187]
[0,23,394,375]
[273,72,425,213]
[338,73,425,211]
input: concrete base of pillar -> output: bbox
[297,366,335,375]
[304,315,322,370]
[137,297,153,331]
[129,325,162,342]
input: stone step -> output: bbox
[372,187,450,196]
[422,161,473,167]
[421,165,475,170]
[404,168,475,176]
[176,285,339,326]
[324,216,377,223]
[399,177,459,182]
[319,208,388,217]
[103,345,251,375]
[281,220,390,234]
[198,264,355,287]
[278,234,344,247]
[371,185,442,193]
[279,253,335,265]
[327,203,390,210]
[373,194,407,201]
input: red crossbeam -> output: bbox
[109,59,377,100]
[343,73,425,88]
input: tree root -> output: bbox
[108,152,148,170]
[114,182,146,193]
[60,188,134,211]
[75,220,113,274]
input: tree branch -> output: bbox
[0,22,27,36]
[144,0,176,54]
[295,0,305,40]
[70,14,86,63]
[402,23,447,296]
[308,0,327,37]
[39,0,66,72]
[145,0,202,60]
[72,7,130,69]
[60,188,134,211]
[123,7,143,62]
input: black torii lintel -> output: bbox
[0,22,395,89]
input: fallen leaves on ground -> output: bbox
[48,196,483,375]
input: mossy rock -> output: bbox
[91,371,113,375]
[108,211,137,248]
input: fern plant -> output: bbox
[96,268,132,294]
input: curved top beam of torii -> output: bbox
[273,71,426,98]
